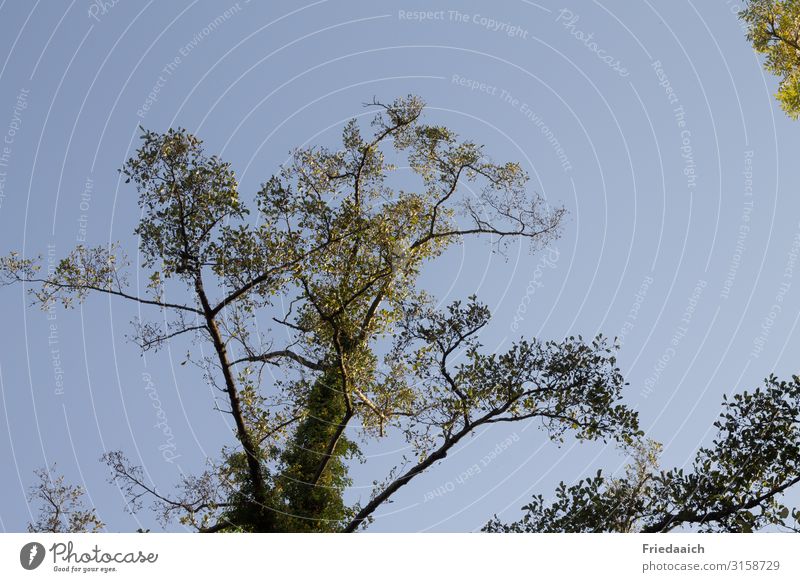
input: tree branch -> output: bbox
[231,349,325,372]
[19,277,202,314]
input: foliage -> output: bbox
[8,94,800,534]
[27,465,104,533]
[485,375,800,533]
[2,95,647,532]
[741,0,800,118]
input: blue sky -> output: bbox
[1,0,800,532]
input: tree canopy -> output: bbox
[6,95,800,533]
[741,0,800,118]
[486,375,800,533]
[2,95,647,532]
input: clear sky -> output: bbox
[1,0,799,532]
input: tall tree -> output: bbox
[3,96,641,532]
[741,0,800,118]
